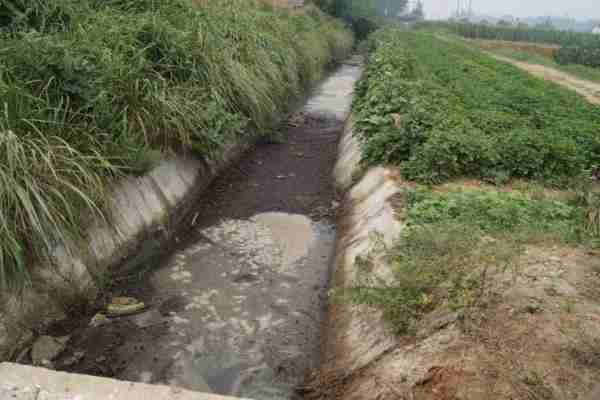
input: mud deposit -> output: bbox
[38,61,362,399]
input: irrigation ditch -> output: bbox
[1,58,363,400]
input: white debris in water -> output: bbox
[172,315,190,325]
[201,219,283,271]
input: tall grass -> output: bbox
[0,0,353,290]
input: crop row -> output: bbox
[352,29,600,185]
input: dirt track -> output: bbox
[490,53,600,104]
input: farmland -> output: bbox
[424,21,600,70]
[431,21,600,47]
[353,30,600,185]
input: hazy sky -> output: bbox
[424,0,600,20]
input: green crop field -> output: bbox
[0,0,353,290]
[352,29,600,185]
[419,21,600,70]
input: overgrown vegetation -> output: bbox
[555,45,600,69]
[341,185,589,334]
[352,29,600,185]
[0,0,353,290]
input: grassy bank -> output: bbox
[0,0,353,290]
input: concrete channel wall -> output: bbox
[321,118,464,399]
[0,363,248,400]
[0,140,251,361]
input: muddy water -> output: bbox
[54,60,362,399]
[147,213,335,398]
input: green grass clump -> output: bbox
[341,187,585,334]
[352,29,600,185]
[0,0,353,290]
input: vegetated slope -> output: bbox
[0,0,353,290]
[352,29,600,185]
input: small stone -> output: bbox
[31,336,67,366]
[90,313,111,328]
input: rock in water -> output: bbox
[106,297,145,317]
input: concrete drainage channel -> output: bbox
[1,59,363,400]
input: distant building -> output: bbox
[593,26,600,34]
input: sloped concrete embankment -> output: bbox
[0,140,251,359]
[320,120,463,399]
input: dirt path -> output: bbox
[491,53,600,104]
[33,60,362,399]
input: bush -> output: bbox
[554,45,600,69]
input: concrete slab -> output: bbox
[0,363,249,400]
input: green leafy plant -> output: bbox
[352,30,600,185]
